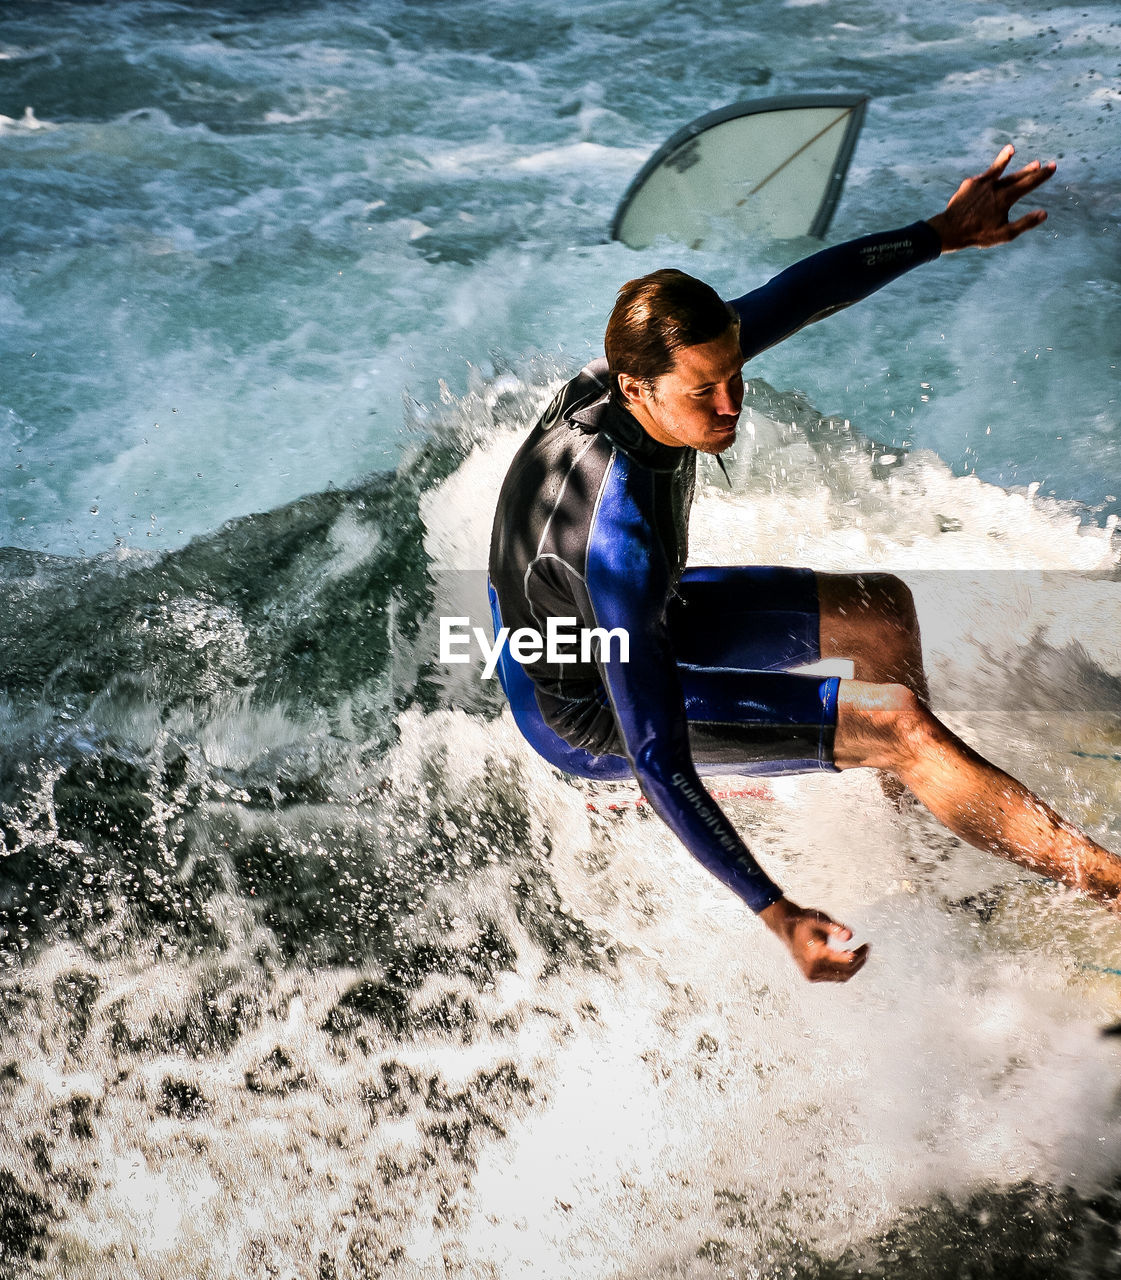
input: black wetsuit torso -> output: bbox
[489,221,941,910]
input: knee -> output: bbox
[861,573,918,633]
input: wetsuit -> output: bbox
[488,221,941,911]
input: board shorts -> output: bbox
[489,565,840,781]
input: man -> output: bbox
[488,145,1121,983]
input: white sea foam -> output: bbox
[406,434,1121,1265]
[511,141,645,172]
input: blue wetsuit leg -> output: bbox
[668,565,840,773]
[488,570,840,781]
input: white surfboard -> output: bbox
[611,93,868,250]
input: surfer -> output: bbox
[488,145,1121,982]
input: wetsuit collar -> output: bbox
[569,392,688,472]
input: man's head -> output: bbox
[605,268,744,453]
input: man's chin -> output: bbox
[703,428,737,454]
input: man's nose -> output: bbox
[714,384,741,416]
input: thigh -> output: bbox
[669,565,822,671]
[668,566,837,775]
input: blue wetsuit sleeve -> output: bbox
[731,220,942,359]
[584,460,782,913]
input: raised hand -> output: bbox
[926,144,1056,253]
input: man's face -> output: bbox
[620,325,745,454]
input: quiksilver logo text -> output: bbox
[671,772,739,852]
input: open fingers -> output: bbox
[982,143,1016,179]
[1004,208,1048,240]
[999,159,1057,198]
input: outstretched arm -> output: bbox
[731,221,941,360]
[732,144,1057,359]
[584,463,868,982]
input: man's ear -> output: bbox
[617,372,647,408]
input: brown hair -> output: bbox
[604,269,738,407]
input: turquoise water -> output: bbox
[2,0,1118,553]
[2,3,1121,1278]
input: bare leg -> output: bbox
[835,680,1121,903]
[817,572,930,702]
